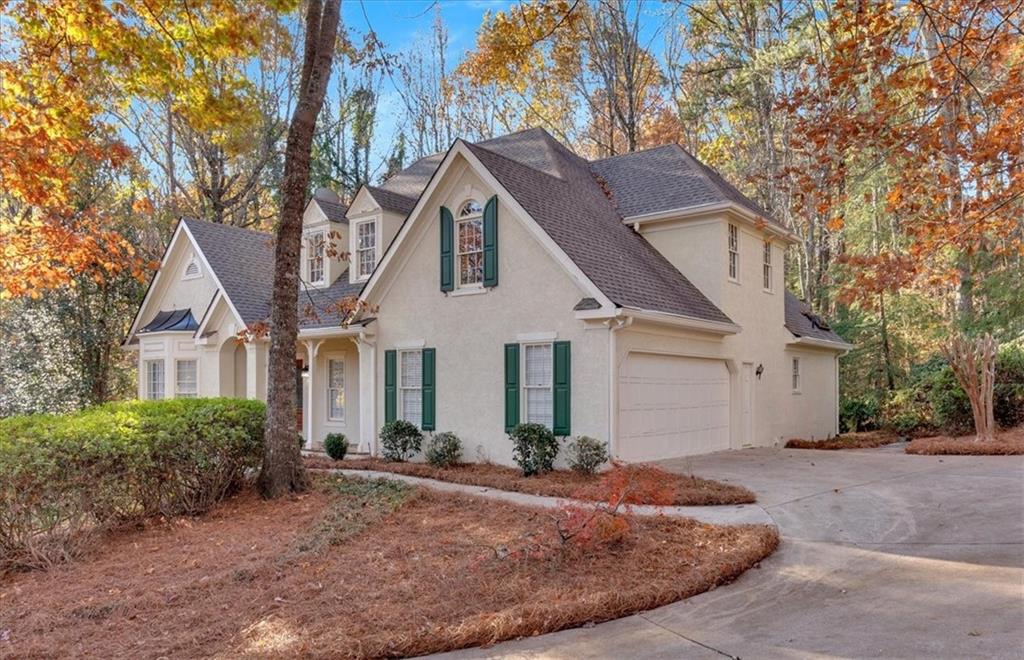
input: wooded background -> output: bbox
[2,0,1021,433]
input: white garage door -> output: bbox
[618,353,730,462]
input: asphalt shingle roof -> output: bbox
[366,185,417,216]
[784,291,848,345]
[315,198,349,223]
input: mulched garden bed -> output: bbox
[906,426,1024,455]
[785,430,905,450]
[1,476,778,659]
[304,455,756,506]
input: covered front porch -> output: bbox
[295,324,376,455]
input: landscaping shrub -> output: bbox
[379,420,422,462]
[839,395,880,433]
[0,398,264,571]
[566,435,608,474]
[425,432,462,468]
[509,423,559,476]
[324,433,348,461]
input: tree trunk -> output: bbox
[943,334,998,442]
[258,0,341,499]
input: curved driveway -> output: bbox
[435,446,1024,659]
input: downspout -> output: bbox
[607,314,633,459]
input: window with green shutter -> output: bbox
[384,350,397,423]
[440,206,454,292]
[504,343,520,431]
[483,195,498,287]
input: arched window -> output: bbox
[456,200,484,287]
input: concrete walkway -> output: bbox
[431,447,1024,660]
[331,468,773,526]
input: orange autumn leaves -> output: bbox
[0,0,295,299]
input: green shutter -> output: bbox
[440,206,454,292]
[483,195,498,287]
[384,350,397,424]
[504,343,520,432]
[552,341,571,436]
[421,348,436,431]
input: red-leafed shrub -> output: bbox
[588,462,679,506]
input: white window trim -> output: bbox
[145,359,165,400]
[521,342,554,428]
[456,200,484,290]
[306,230,326,285]
[762,240,773,293]
[354,218,378,282]
[398,349,423,428]
[792,357,802,394]
[326,357,345,422]
[728,223,740,283]
[174,358,199,398]
[182,253,202,281]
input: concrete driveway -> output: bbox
[435,446,1024,659]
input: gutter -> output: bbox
[623,201,801,244]
[787,335,854,354]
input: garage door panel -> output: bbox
[618,353,730,462]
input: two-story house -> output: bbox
[124,128,850,464]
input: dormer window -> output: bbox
[182,254,202,280]
[355,220,377,280]
[457,200,484,288]
[308,231,325,285]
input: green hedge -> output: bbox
[0,398,265,571]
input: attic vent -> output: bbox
[183,256,202,280]
[802,310,831,331]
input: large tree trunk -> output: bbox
[943,334,998,442]
[258,0,341,499]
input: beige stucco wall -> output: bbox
[302,337,360,450]
[368,157,610,466]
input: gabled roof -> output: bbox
[315,198,349,223]
[590,144,778,225]
[365,185,417,216]
[784,291,849,346]
[139,308,199,333]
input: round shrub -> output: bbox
[324,433,348,461]
[509,423,559,476]
[566,436,608,474]
[379,420,422,462]
[425,431,462,468]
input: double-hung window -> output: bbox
[145,360,165,400]
[399,350,423,428]
[327,358,345,421]
[456,200,484,288]
[308,231,325,285]
[356,220,376,279]
[762,240,773,291]
[728,223,739,281]
[522,343,553,428]
[792,358,802,393]
[175,359,197,398]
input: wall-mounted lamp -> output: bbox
[755,364,764,380]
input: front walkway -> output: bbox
[432,447,1024,659]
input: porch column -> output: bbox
[303,339,323,449]
[246,341,267,401]
[355,333,376,455]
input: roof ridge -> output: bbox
[463,140,567,184]
[589,143,679,164]
[181,216,273,238]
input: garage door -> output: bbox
[618,353,730,462]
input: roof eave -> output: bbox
[623,201,800,244]
[787,335,854,353]
[576,305,740,335]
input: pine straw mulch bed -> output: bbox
[785,430,905,450]
[0,476,778,660]
[905,426,1024,455]
[303,455,756,506]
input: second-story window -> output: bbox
[457,200,484,288]
[308,231,325,285]
[728,223,739,281]
[763,240,773,291]
[356,220,376,279]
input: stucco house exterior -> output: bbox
[124,128,851,465]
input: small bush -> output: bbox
[566,436,608,474]
[839,395,880,433]
[324,433,348,461]
[509,423,559,476]
[379,420,422,462]
[0,398,265,572]
[425,432,462,468]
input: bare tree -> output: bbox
[258,0,342,499]
[943,334,998,442]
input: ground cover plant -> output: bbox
[304,456,756,506]
[906,426,1024,455]
[0,398,265,572]
[0,475,778,658]
[785,430,905,450]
